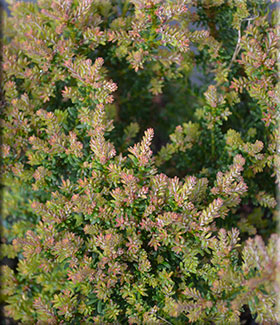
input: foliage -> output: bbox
[1,0,279,324]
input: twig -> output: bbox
[228,14,259,70]
[157,315,173,325]
[245,14,259,26]
[228,27,242,70]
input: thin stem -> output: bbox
[211,128,215,159]
[228,14,259,70]
[228,27,242,70]
[157,315,173,325]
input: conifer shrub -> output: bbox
[1,0,279,324]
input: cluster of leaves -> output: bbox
[156,0,280,238]
[1,0,279,324]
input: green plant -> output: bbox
[1,0,279,323]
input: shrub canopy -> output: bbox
[1,0,280,324]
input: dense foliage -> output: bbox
[1,0,279,323]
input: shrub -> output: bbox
[1,0,279,324]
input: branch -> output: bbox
[228,14,259,70]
